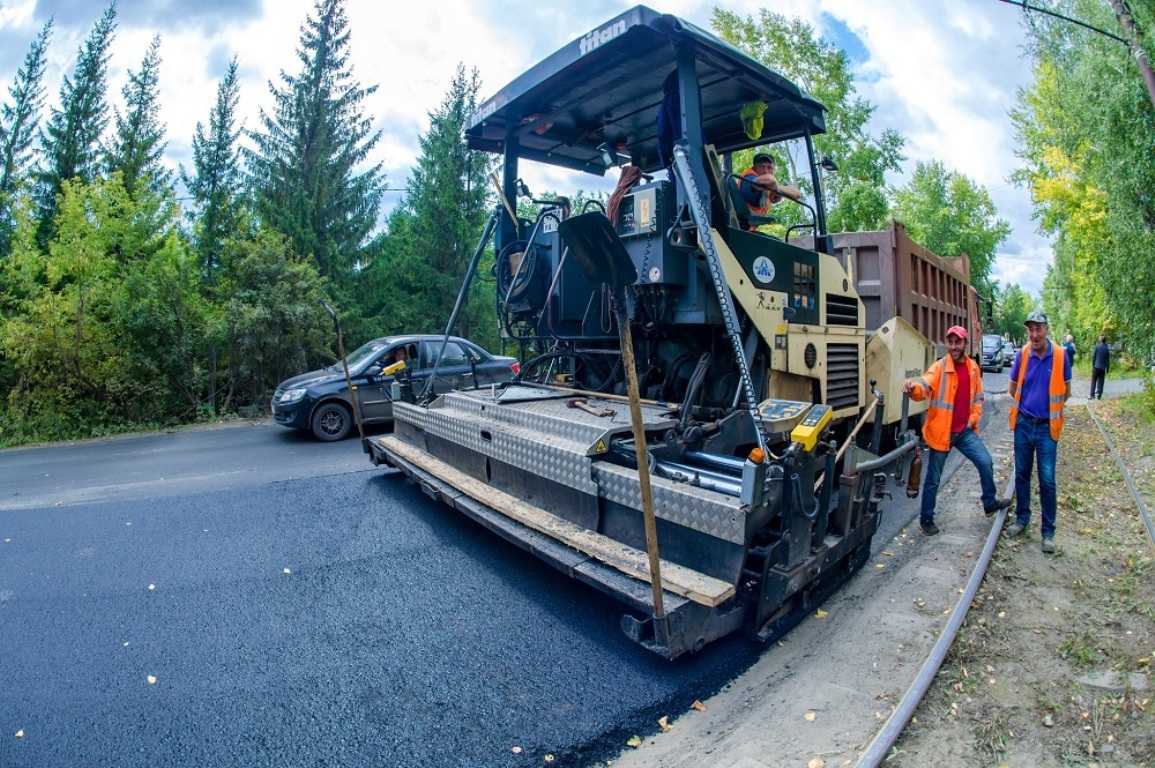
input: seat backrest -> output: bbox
[703,144,740,230]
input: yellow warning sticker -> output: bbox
[594,439,608,454]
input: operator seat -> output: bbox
[702,145,777,234]
[726,175,778,232]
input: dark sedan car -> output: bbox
[272,335,519,441]
[980,334,1007,373]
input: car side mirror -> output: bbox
[364,365,382,379]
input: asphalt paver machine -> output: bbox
[368,5,922,659]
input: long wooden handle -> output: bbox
[489,172,518,227]
[617,304,666,625]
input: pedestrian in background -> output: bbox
[1064,333,1077,365]
[904,325,1011,536]
[1091,334,1110,400]
[1008,311,1072,554]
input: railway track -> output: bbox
[854,400,1154,767]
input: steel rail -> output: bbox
[855,474,1014,768]
[1087,402,1155,547]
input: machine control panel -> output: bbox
[757,398,812,434]
[617,187,658,237]
[791,404,834,452]
[616,180,674,239]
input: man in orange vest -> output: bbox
[1007,311,1071,553]
[903,325,1011,535]
[736,153,801,229]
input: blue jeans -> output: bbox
[1014,419,1058,537]
[920,428,998,525]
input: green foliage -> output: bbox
[246,0,383,291]
[182,58,243,278]
[0,174,190,442]
[0,20,52,258]
[215,223,331,408]
[106,36,171,198]
[892,160,1010,295]
[991,283,1036,343]
[369,65,495,347]
[36,4,116,244]
[1013,0,1155,363]
[711,8,904,232]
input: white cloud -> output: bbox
[0,0,1052,295]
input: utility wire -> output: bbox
[995,0,1127,44]
[998,0,1155,113]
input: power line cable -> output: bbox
[994,0,1127,45]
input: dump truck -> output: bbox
[368,5,929,658]
[813,222,985,358]
[799,222,986,423]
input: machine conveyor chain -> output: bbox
[672,145,766,451]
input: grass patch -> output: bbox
[893,406,1155,766]
[1072,357,1149,380]
[1059,632,1105,670]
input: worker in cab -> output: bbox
[735,153,801,228]
[903,325,1011,536]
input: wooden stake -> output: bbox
[615,297,666,632]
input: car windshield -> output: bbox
[338,340,388,372]
[982,336,1001,351]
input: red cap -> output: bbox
[946,325,968,341]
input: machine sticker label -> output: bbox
[579,19,628,56]
[593,439,608,454]
[753,256,776,285]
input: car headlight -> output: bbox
[278,388,308,403]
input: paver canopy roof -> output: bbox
[466,5,827,175]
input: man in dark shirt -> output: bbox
[1091,335,1110,400]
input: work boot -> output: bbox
[1006,522,1026,537]
[985,497,1012,516]
[920,520,940,536]
[1041,537,1056,554]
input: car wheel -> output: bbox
[311,401,352,441]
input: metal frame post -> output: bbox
[804,130,831,255]
[675,43,711,223]
[499,131,520,253]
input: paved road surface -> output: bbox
[2,370,1131,767]
[1,423,763,768]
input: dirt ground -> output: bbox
[892,402,1155,767]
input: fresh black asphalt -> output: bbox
[1,427,763,768]
[0,375,1012,767]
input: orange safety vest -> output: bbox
[908,353,984,452]
[736,166,780,215]
[1008,343,1066,440]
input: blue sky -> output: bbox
[0,0,1051,293]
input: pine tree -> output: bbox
[107,35,170,198]
[245,0,383,287]
[0,20,52,258]
[182,57,242,278]
[37,4,117,242]
[374,65,493,340]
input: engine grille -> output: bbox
[825,294,859,326]
[826,343,860,410]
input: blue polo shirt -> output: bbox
[1009,340,1072,420]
